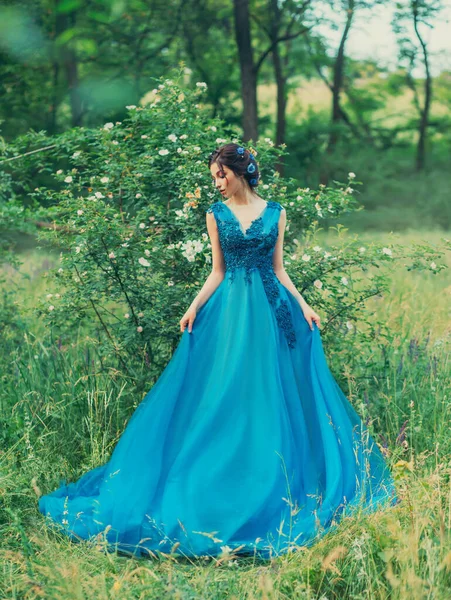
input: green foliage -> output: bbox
[1,71,447,392]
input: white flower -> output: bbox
[108,252,115,259]
[210,126,217,132]
[141,135,148,139]
[431,261,437,269]
[144,249,151,256]
[112,140,119,145]
[345,187,353,194]
[48,305,55,311]
[135,193,142,198]
[341,276,349,285]
[124,313,130,319]
[168,133,178,142]
[315,202,321,211]
[348,172,356,179]
[382,247,392,256]
[359,246,366,253]
[180,134,188,140]
[72,151,81,158]
[302,254,311,262]
[313,279,323,289]
[58,268,63,273]
[137,326,143,333]
[138,312,144,318]
[56,169,63,175]
[93,192,104,199]
[346,321,353,329]
[77,209,83,216]
[75,246,81,253]
[196,82,207,88]
[139,223,146,229]
[100,176,109,183]
[103,122,114,130]
[126,105,137,110]
[167,281,174,286]
[159,149,169,156]
[138,257,150,267]
[313,245,322,252]
[121,243,129,248]
[46,294,53,299]
[64,176,73,183]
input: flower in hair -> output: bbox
[247,162,256,174]
[237,146,245,157]
[250,178,258,185]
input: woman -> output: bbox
[39,143,396,560]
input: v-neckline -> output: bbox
[222,201,269,236]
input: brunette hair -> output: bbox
[208,143,260,191]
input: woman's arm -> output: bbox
[272,208,309,310]
[272,208,321,329]
[188,212,225,312]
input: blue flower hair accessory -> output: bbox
[247,162,256,174]
[250,178,258,186]
[236,146,245,157]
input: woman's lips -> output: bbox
[220,190,226,195]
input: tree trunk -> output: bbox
[233,0,259,142]
[413,3,432,171]
[327,0,355,152]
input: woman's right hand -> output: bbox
[180,306,197,333]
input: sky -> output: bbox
[319,1,451,77]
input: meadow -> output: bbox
[1,227,450,599]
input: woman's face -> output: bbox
[210,162,242,199]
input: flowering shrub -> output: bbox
[1,67,447,388]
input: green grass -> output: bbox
[1,230,451,599]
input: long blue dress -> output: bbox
[38,200,396,559]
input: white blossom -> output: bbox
[108,252,115,259]
[124,313,130,319]
[341,276,349,285]
[75,246,81,253]
[137,326,143,333]
[100,176,109,183]
[196,82,207,88]
[359,246,366,253]
[48,305,55,311]
[345,187,353,194]
[56,169,63,175]
[126,105,137,110]
[95,192,105,199]
[346,321,353,330]
[144,249,151,256]
[313,245,322,252]
[159,149,169,156]
[348,172,356,179]
[135,193,142,199]
[112,140,119,145]
[382,247,392,256]
[431,261,437,269]
[138,312,144,318]
[141,135,148,139]
[103,122,114,130]
[302,254,311,262]
[72,151,81,158]
[139,223,146,229]
[314,279,323,289]
[64,176,73,183]
[168,133,178,142]
[167,281,174,286]
[77,209,83,216]
[138,257,151,267]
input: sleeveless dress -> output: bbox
[38,200,396,559]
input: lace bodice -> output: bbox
[206,200,297,348]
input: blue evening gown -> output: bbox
[38,200,396,559]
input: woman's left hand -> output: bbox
[302,305,321,330]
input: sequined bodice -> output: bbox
[206,200,297,348]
